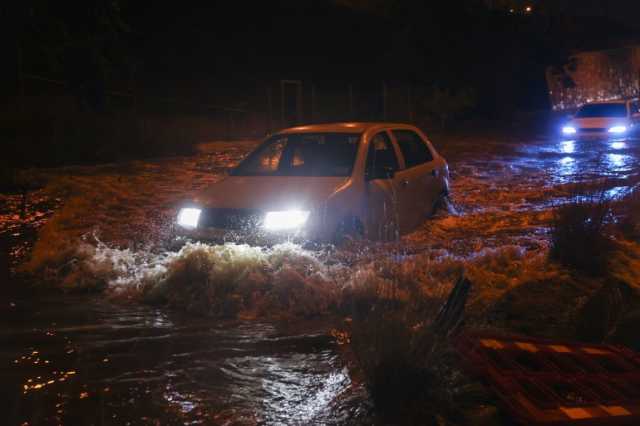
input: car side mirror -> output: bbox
[366,166,395,181]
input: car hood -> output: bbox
[191,175,351,210]
[571,117,629,128]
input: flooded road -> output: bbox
[1,296,364,425]
[2,132,640,425]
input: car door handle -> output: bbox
[401,179,409,187]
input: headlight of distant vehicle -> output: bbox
[263,210,310,231]
[177,207,202,229]
[608,125,627,134]
[562,126,577,135]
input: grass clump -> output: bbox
[550,191,615,276]
[346,262,470,422]
[614,189,640,241]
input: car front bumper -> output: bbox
[173,206,325,245]
[563,127,635,140]
[174,223,314,246]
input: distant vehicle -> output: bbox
[562,99,640,139]
[175,122,450,243]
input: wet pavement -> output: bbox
[2,132,640,425]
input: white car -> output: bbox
[175,122,450,243]
[562,99,640,139]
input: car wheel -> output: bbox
[333,216,364,246]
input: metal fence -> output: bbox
[5,75,433,167]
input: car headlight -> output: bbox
[177,207,201,229]
[608,125,627,134]
[263,210,310,231]
[562,126,577,135]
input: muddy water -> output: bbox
[1,296,366,425]
[408,134,640,255]
[2,133,640,425]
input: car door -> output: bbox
[391,129,442,231]
[364,131,405,240]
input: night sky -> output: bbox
[6,0,640,111]
[542,0,640,28]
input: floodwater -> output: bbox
[1,297,364,425]
[2,132,640,425]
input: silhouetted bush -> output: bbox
[351,307,443,415]
[347,271,463,421]
[550,191,614,276]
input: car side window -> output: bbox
[393,130,433,168]
[365,132,399,179]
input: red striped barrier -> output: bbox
[455,332,640,425]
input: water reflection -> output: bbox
[605,186,631,199]
[606,153,632,171]
[549,136,639,185]
[560,140,575,154]
[611,141,627,150]
[163,385,199,414]
[557,156,577,181]
[257,355,351,423]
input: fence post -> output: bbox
[382,81,387,121]
[17,41,24,113]
[407,85,413,122]
[349,84,354,119]
[311,83,316,123]
[280,81,285,127]
[296,82,303,124]
[280,80,303,126]
[266,86,273,134]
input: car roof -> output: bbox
[277,122,417,134]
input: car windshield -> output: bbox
[575,103,628,118]
[232,133,361,177]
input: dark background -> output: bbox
[2,0,640,167]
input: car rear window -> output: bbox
[232,132,361,177]
[393,130,433,168]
